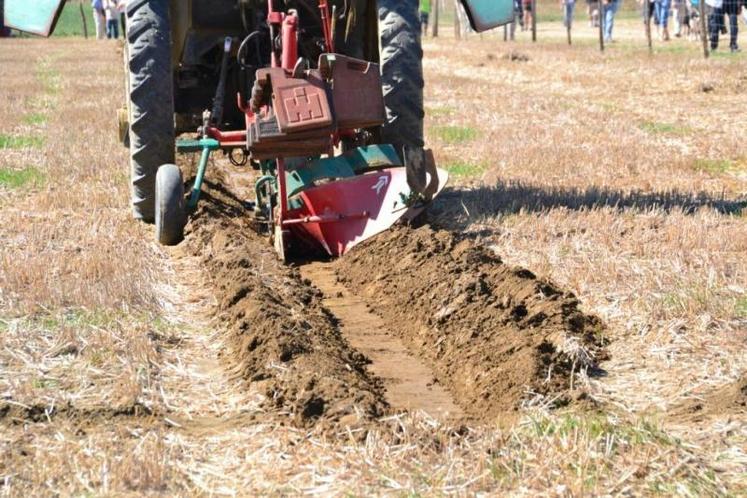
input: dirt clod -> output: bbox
[503,51,530,62]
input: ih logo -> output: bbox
[283,87,324,123]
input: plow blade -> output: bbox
[286,167,448,257]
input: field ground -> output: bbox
[1,17,746,497]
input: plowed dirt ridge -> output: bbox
[335,226,607,420]
[183,171,606,426]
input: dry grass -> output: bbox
[425,17,747,492]
[0,39,169,492]
[1,20,746,496]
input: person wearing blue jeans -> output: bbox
[104,0,119,39]
[603,0,621,41]
[562,0,577,28]
[655,0,672,39]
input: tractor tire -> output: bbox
[155,164,186,246]
[126,0,175,222]
[377,0,425,155]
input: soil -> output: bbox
[334,225,607,421]
[300,262,462,419]
[180,175,388,428]
[177,166,607,427]
[671,375,747,423]
[0,401,156,426]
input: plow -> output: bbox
[4,0,511,260]
[163,2,448,259]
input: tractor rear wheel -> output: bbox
[126,0,175,222]
[377,0,425,155]
[155,164,186,246]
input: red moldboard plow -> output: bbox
[288,165,447,257]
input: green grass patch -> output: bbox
[53,3,95,37]
[709,49,744,60]
[0,134,44,150]
[444,161,486,178]
[598,101,620,113]
[426,105,456,118]
[32,377,60,390]
[0,166,46,189]
[432,125,479,144]
[54,309,121,329]
[527,413,678,446]
[30,308,168,333]
[639,120,691,135]
[735,297,747,318]
[23,113,48,126]
[692,158,734,175]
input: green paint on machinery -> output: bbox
[176,138,220,209]
[285,145,401,198]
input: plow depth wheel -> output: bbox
[155,164,186,246]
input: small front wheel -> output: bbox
[155,164,186,246]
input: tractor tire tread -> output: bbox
[377,0,425,153]
[126,0,174,222]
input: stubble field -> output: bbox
[0,17,745,496]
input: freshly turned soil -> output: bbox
[334,225,607,421]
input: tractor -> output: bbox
[3,0,512,259]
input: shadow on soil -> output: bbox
[432,181,746,228]
[189,179,251,220]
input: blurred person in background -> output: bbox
[722,0,740,50]
[523,0,534,31]
[656,0,672,39]
[687,0,702,39]
[603,0,621,41]
[706,0,724,49]
[419,0,430,36]
[118,0,127,36]
[506,0,523,38]
[561,0,576,30]
[673,0,689,36]
[104,0,119,39]
[641,0,661,37]
[92,0,105,39]
[587,0,600,26]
